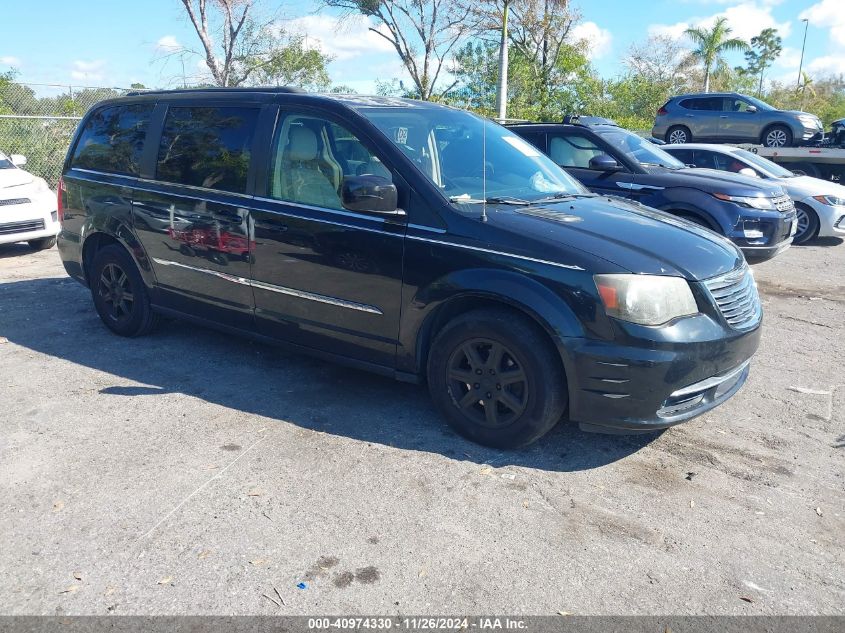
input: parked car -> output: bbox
[58,89,762,448]
[0,151,60,250]
[663,143,845,245]
[653,93,825,148]
[508,118,797,260]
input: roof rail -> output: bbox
[125,86,307,97]
[562,114,618,127]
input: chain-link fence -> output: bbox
[0,82,134,186]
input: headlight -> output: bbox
[713,193,774,210]
[813,194,845,206]
[594,274,698,326]
[32,177,51,193]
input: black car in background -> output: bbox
[58,90,761,447]
[508,118,797,260]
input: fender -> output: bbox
[80,216,157,290]
[656,201,721,232]
[398,267,589,382]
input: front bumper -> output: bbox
[0,192,59,246]
[726,208,797,261]
[806,199,845,238]
[564,312,762,434]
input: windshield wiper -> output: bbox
[531,192,596,204]
[449,195,531,206]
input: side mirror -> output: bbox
[746,105,757,114]
[589,154,621,171]
[10,154,27,167]
[341,175,402,215]
[738,167,759,178]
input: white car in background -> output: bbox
[0,151,60,250]
[663,143,845,245]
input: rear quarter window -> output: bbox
[156,105,259,194]
[70,103,155,175]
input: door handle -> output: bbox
[720,115,728,119]
[254,220,288,232]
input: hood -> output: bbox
[677,167,785,197]
[483,195,744,281]
[0,168,35,192]
[784,175,845,198]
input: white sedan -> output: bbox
[0,151,60,250]
[663,143,845,245]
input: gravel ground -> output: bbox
[0,238,843,616]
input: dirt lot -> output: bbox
[0,238,843,616]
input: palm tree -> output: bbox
[685,17,749,92]
[798,71,815,109]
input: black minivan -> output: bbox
[57,89,762,448]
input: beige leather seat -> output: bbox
[280,127,342,209]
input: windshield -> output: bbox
[733,149,795,178]
[595,127,686,169]
[0,151,15,170]
[744,95,776,112]
[356,106,588,206]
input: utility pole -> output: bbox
[495,0,511,121]
[797,18,808,87]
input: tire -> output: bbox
[793,204,819,245]
[762,125,793,148]
[90,244,159,337]
[675,212,716,231]
[666,126,691,144]
[426,308,567,448]
[28,236,56,251]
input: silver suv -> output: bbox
[653,93,824,148]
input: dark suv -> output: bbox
[508,118,797,260]
[58,89,761,447]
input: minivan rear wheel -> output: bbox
[427,309,567,448]
[91,244,159,337]
[763,125,793,148]
[666,126,691,144]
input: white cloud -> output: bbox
[800,1,845,51]
[155,35,183,53]
[774,46,801,70]
[572,21,613,60]
[806,54,845,76]
[0,55,21,67]
[70,59,106,82]
[649,1,792,43]
[284,14,395,62]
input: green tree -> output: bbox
[684,17,749,92]
[175,0,332,88]
[743,28,782,96]
[321,0,477,100]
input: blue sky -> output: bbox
[1,0,842,95]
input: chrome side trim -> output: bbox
[615,182,666,191]
[250,279,383,315]
[151,257,383,315]
[670,360,751,398]
[406,235,585,271]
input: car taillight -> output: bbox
[57,177,66,222]
[657,105,668,116]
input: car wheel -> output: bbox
[793,204,819,245]
[27,236,56,250]
[666,126,691,144]
[427,308,567,448]
[91,244,159,337]
[763,125,793,148]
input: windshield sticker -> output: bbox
[503,135,542,157]
[395,127,409,145]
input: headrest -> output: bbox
[287,126,319,161]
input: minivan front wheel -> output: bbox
[91,244,159,337]
[666,126,691,144]
[427,309,567,448]
[763,125,793,148]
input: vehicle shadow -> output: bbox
[0,277,658,472]
[804,236,844,247]
[0,243,45,259]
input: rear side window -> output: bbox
[156,106,259,194]
[680,98,724,111]
[71,103,154,175]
